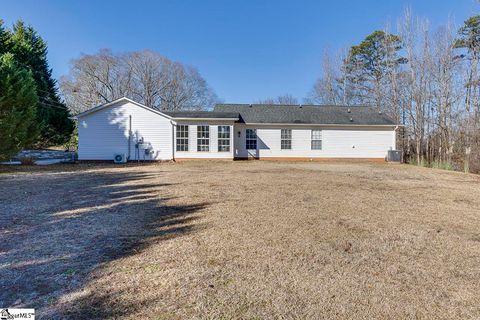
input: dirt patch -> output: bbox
[1,161,479,319]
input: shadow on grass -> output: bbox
[0,165,208,318]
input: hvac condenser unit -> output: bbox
[113,154,127,164]
[387,150,401,162]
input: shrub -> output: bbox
[63,125,78,151]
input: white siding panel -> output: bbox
[322,129,394,158]
[233,124,395,159]
[174,121,234,159]
[78,101,172,160]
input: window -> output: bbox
[197,126,209,151]
[218,126,230,152]
[281,129,292,150]
[176,125,189,152]
[246,129,257,150]
[311,129,322,150]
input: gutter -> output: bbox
[170,117,239,121]
[241,123,401,127]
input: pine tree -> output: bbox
[455,16,480,118]
[455,16,480,57]
[0,53,38,160]
[343,31,405,107]
[6,20,73,146]
[0,20,9,55]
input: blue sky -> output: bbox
[3,0,478,103]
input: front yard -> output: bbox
[1,161,480,319]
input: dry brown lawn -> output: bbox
[1,161,480,319]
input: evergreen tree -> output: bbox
[0,53,38,160]
[0,20,9,55]
[344,30,405,106]
[6,20,73,146]
[455,16,480,56]
[455,16,480,118]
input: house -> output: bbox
[74,97,399,161]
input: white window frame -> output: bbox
[176,125,189,152]
[218,126,230,152]
[197,125,210,152]
[246,129,257,150]
[311,129,322,150]
[281,129,292,150]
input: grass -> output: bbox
[430,160,454,171]
[1,161,480,319]
[408,158,457,172]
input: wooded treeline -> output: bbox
[0,20,73,160]
[306,9,480,173]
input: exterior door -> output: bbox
[246,129,258,158]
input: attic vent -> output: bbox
[347,108,351,113]
[299,105,303,108]
[349,117,354,122]
[249,104,252,108]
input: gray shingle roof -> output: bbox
[162,111,239,119]
[214,104,397,125]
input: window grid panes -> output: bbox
[218,126,230,152]
[281,129,292,150]
[197,126,210,152]
[246,129,257,150]
[176,125,189,152]
[311,129,322,150]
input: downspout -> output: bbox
[171,120,176,161]
[127,115,132,160]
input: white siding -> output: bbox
[233,124,396,159]
[78,101,172,160]
[174,121,234,159]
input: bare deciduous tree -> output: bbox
[60,49,131,114]
[60,49,218,114]
[398,8,432,164]
[427,22,461,164]
[306,49,343,105]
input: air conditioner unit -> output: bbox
[113,154,127,164]
[387,150,401,162]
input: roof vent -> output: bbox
[299,104,303,108]
[378,110,382,114]
[249,104,252,108]
[347,108,351,113]
[349,117,354,122]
